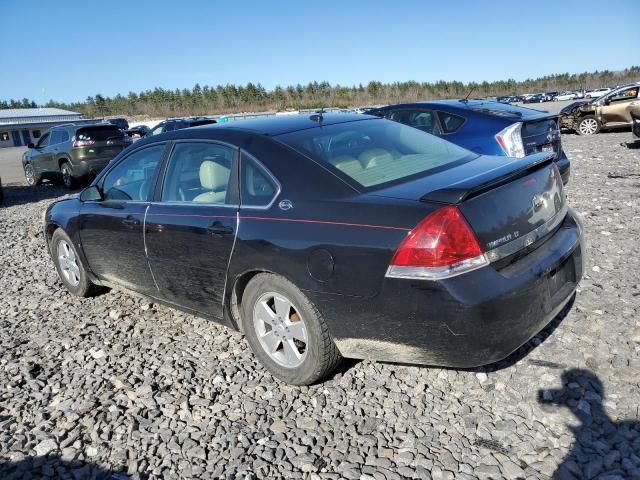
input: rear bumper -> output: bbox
[70,158,111,177]
[311,209,584,367]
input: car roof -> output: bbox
[376,99,550,120]
[194,112,373,136]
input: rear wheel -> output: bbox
[241,273,341,385]
[577,115,600,136]
[50,229,102,297]
[24,163,41,186]
[60,161,76,189]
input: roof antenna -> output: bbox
[310,107,325,123]
[460,88,474,103]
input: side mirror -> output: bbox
[604,98,611,106]
[27,143,35,149]
[80,185,103,202]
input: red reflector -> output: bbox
[390,206,484,268]
[522,178,537,187]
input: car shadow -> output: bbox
[0,183,70,208]
[621,140,640,150]
[0,455,139,479]
[538,368,640,479]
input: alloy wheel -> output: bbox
[579,118,598,135]
[253,292,308,368]
[61,165,72,188]
[57,240,80,286]
[25,164,35,185]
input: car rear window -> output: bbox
[437,111,465,133]
[188,119,217,127]
[76,126,123,141]
[278,119,477,189]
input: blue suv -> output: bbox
[367,100,570,184]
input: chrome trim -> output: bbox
[221,211,240,310]
[385,254,489,280]
[239,150,282,210]
[147,201,239,208]
[142,204,161,292]
[484,203,568,263]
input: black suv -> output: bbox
[146,117,217,136]
[22,123,132,189]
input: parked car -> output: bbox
[524,94,545,104]
[107,117,130,131]
[367,100,571,184]
[544,92,559,102]
[44,113,584,384]
[126,125,150,138]
[146,117,217,136]
[560,83,640,135]
[22,123,132,189]
[554,91,577,101]
[585,88,611,99]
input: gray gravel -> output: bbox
[1,132,639,479]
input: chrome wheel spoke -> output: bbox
[260,331,281,353]
[273,295,291,318]
[286,320,307,342]
[283,339,302,364]
[255,300,275,326]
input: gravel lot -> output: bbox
[1,131,639,480]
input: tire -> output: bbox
[241,273,341,385]
[50,229,102,297]
[60,161,76,190]
[577,115,601,136]
[24,163,41,186]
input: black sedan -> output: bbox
[44,113,584,385]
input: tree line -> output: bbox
[2,66,638,118]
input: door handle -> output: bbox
[122,216,140,227]
[206,221,234,236]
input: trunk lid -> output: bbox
[371,152,566,255]
[74,125,129,159]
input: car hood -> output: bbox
[560,100,591,115]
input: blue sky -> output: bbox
[2,0,638,103]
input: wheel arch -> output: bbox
[227,268,275,332]
[57,156,73,169]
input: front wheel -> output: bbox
[60,162,76,189]
[241,273,341,385]
[24,163,40,186]
[577,115,600,136]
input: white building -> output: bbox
[0,108,86,148]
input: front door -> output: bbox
[29,132,52,176]
[79,144,166,294]
[597,86,639,125]
[146,141,238,317]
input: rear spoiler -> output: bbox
[420,152,555,204]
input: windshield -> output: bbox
[278,119,478,189]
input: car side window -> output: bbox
[60,130,70,142]
[49,130,62,145]
[609,87,638,103]
[150,123,165,136]
[241,152,279,208]
[389,109,442,135]
[101,145,164,201]
[36,132,50,148]
[437,111,466,134]
[161,142,235,204]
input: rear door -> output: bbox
[145,141,239,317]
[79,143,167,294]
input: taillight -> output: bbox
[495,122,525,158]
[73,139,95,148]
[386,206,489,280]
